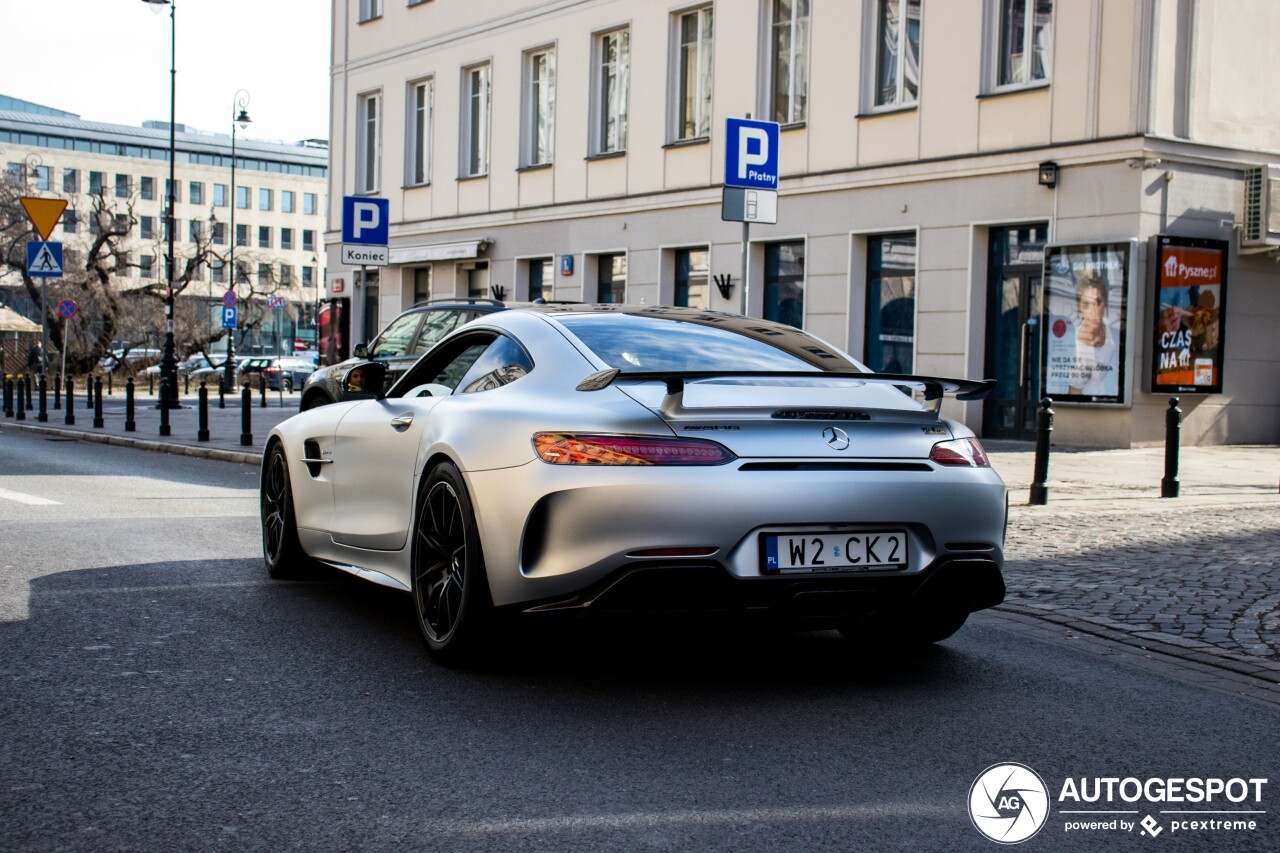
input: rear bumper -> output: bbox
[515,555,1005,626]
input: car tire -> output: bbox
[261,442,316,580]
[300,392,330,411]
[283,376,293,394]
[838,610,968,647]
[411,462,495,666]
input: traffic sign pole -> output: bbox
[741,222,750,316]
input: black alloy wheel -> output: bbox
[412,462,493,664]
[261,442,313,579]
[283,375,293,394]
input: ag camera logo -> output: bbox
[969,763,1050,844]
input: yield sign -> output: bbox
[20,197,68,241]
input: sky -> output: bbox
[3,0,331,144]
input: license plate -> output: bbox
[762,531,908,574]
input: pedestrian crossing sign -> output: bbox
[26,241,63,278]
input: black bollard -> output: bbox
[240,386,253,446]
[25,374,33,408]
[158,378,171,437]
[217,375,226,409]
[184,373,190,395]
[3,377,12,417]
[1029,397,1053,505]
[259,377,267,409]
[37,374,47,423]
[93,377,105,428]
[197,382,210,441]
[53,372,61,410]
[85,377,93,409]
[1161,396,1181,498]
[125,378,136,432]
[149,373,154,395]
[64,378,75,425]
[107,372,113,396]
[15,378,26,421]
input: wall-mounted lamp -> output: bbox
[713,273,734,300]
[1038,161,1059,189]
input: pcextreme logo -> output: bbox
[969,764,1268,844]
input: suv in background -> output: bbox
[299,298,508,410]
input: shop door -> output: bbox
[984,226,1047,441]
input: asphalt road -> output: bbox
[0,431,1275,852]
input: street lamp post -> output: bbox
[142,0,180,409]
[224,91,251,392]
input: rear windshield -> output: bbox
[558,314,856,373]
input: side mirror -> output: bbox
[353,343,369,358]
[343,361,387,400]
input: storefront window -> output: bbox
[865,234,916,373]
[764,241,804,329]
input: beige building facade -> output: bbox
[327,0,1279,446]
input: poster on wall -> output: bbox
[1041,242,1131,405]
[1150,235,1229,394]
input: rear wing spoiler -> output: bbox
[575,369,995,418]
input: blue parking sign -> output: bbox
[222,305,237,329]
[342,196,389,245]
[724,118,780,190]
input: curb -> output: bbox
[2,421,261,466]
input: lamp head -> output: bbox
[141,0,171,13]
[236,109,252,131]
[1038,161,1059,189]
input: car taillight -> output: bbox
[264,367,279,374]
[929,437,990,467]
[533,433,736,466]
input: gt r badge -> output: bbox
[822,427,851,450]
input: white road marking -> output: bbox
[0,486,62,506]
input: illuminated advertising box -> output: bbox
[1150,236,1229,394]
[1041,242,1132,405]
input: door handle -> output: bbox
[390,413,414,430]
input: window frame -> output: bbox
[864,0,922,112]
[669,6,714,143]
[764,0,810,127]
[863,232,918,374]
[358,0,383,23]
[406,77,433,186]
[987,0,1053,92]
[521,47,556,168]
[356,90,383,193]
[590,27,631,157]
[459,64,491,178]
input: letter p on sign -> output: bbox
[724,118,779,191]
[342,196,390,246]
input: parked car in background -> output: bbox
[97,347,162,373]
[189,356,249,388]
[299,298,511,410]
[141,355,219,378]
[258,357,317,392]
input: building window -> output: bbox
[258,262,272,284]
[872,0,921,108]
[189,181,204,206]
[236,185,249,209]
[211,259,226,283]
[62,210,78,234]
[89,171,105,195]
[5,162,21,184]
[189,219,203,243]
[280,264,294,285]
[302,229,315,252]
[406,78,432,186]
[259,188,273,211]
[259,226,272,249]
[163,217,175,241]
[212,221,226,245]
[213,183,227,207]
[674,248,710,309]
[359,0,382,22]
[461,65,490,177]
[281,228,294,250]
[770,0,810,125]
[140,255,155,279]
[140,216,154,239]
[115,174,130,198]
[522,50,555,167]
[413,267,432,303]
[526,258,552,301]
[672,7,713,141]
[302,266,315,288]
[236,223,249,247]
[166,179,181,203]
[597,253,626,304]
[33,165,50,191]
[356,91,382,192]
[996,0,1052,87]
[235,261,249,284]
[764,241,804,329]
[592,29,630,155]
[281,190,295,213]
[303,193,317,215]
[138,176,154,201]
[460,261,489,299]
[63,168,79,194]
[865,234,916,373]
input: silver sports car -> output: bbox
[261,306,1007,664]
